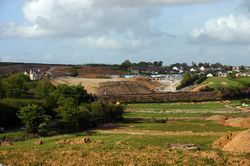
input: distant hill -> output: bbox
[0,62,127,77]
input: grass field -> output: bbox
[121,121,243,133]
[1,100,250,165]
[124,101,246,119]
[201,77,250,90]
[127,102,226,110]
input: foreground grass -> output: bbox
[1,132,249,165]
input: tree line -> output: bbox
[0,73,124,135]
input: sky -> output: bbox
[0,0,249,65]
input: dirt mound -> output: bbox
[224,117,250,128]
[57,137,103,145]
[0,141,13,146]
[98,81,153,95]
[212,132,238,149]
[222,129,250,153]
[207,115,227,123]
[57,137,92,145]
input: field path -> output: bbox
[94,129,225,136]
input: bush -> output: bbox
[86,101,124,123]
[0,99,45,128]
[177,73,199,90]
[2,73,31,98]
[18,104,49,133]
[195,75,207,84]
[35,78,56,99]
[56,97,86,129]
[51,84,92,105]
[200,86,214,92]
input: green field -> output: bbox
[127,102,226,110]
[202,77,250,90]
[121,121,243,133]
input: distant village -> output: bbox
[23,61,250,81]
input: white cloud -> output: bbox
[79,36,122,50]
[190,15,250,44]
[96,0,217,7]
[0,22,53,38]
[0,0,218,49]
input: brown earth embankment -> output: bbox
[100,92,221,103]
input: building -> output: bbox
[24,69,42,81]
[217,71,227,77]
[190,68,196,72]
[206,73,213,78]
[199,66,205,71]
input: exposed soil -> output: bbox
[224,117,250,128]
[189,82,214,92]
[206,115,228,123]
[98,81,153,95]
[212,132,238,149]
[52,77,160,95]
[222,129,250,153]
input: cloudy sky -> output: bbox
[0,0,249,65]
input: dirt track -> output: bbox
[95,129,225,136]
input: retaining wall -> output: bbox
[100,92,222,103]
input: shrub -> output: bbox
[35,78,56,99]
[56,97,85,129]
[2,73,31,98]
[86,101,124,123]
[51,84,92,105]
[177,72,199,90]
[18,104,49,133]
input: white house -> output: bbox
[206,73,213,78]
[24,69,42,81]
[190,68,196,72]
[173,66,179,71]
[217,72,227,77]
[199,66,205,71]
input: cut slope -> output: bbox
[98,81,153,95]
